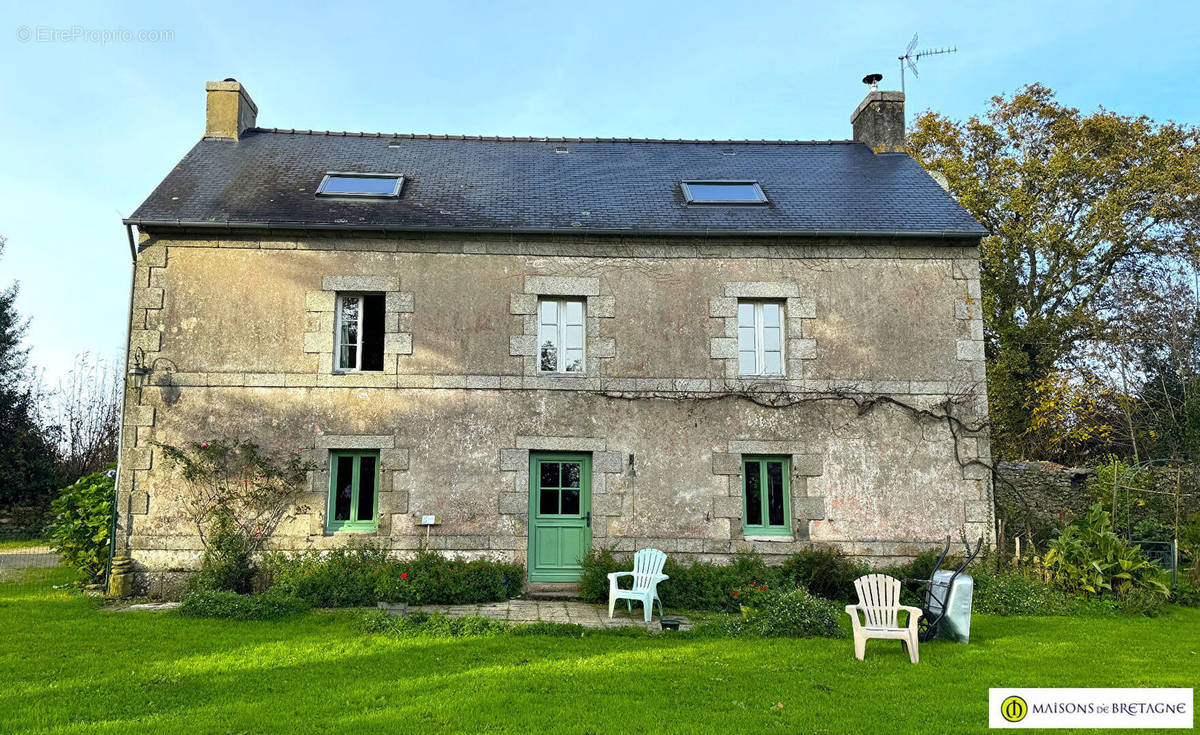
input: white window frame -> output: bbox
[737,300,785,377]
[537,298,586,374]
[334,293,365,372]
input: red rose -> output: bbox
[733,591,738,597]
[400,573,408,579]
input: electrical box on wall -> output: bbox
[419,515,440,526]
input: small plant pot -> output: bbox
[660,619,681,631]
[377,601,409,617]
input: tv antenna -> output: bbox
[898,33,957,94]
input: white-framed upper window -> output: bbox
[737,301,784,376]
[538,298,585,373]
[334,293,385,371]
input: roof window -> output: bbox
[316,173,404,198]
[681,180,767,204]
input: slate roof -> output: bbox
[126,129,987,238]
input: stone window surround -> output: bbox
[304,434,411,537]
[509,276,615,379]
[711,441,825,542]
[303,275,414,384]
[709,282,816,380]
[496,436,626,550]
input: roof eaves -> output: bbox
[122,217,987,240]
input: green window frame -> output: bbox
[742,455,791,536]
[327,450,379,532]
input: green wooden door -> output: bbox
[528,452,592,582]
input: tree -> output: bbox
[0,235,61,506]
[909,85,1200,460]
[53,353,121,481]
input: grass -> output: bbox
[2,567,1197,735]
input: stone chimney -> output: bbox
[851,75,905,153]
[204,79,258,141]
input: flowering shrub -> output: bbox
[158,440,314,592]
[46,467,115,586]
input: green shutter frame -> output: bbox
[327,450,379,532]
[742,455,791,536]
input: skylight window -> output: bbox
[316,173,404,198]
[681,180,767,204]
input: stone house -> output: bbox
[118,79,992,594]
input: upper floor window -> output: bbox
[335,293,385,371]
[316,173,404,198]
[538,298,585,373]
[681,180,767,204]
[738,301,784,376]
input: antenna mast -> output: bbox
[898,33,957,94]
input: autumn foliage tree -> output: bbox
[908,84,1200,460]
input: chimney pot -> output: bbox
[851,83,905,153]
[205,80,257,141]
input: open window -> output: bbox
[334,293,385,371]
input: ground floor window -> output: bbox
[742,455,790,536]
[328,450,379,532]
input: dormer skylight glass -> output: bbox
[681,180,767,204]
[316,173,404,198]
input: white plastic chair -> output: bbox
[608,548,669,623]
[844,574,923,664]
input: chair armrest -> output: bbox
[607,572,633,580]
[900,605,923,628]
[844,604,863,628]
[655,574,669,582]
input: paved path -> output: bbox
[0,546,58,573]
[409,600,692,631]
[109,598,693,630]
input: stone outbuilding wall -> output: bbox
[994,460,1093,543]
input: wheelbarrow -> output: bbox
[906,535,983,643]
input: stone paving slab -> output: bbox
[109,602,181,612]
[410,600,692,631]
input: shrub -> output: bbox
[178,587,310,621]
[724,586,844,638]
[972,566,1070,616]
[1042,503,1170,600]
[46,467,114,586]
[188,520,256,594]
[265,543,392,607]
[581,548,783,612]
[780,547,867,602]
[266,544,523,607]
[375,550,523,605]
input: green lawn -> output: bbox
[0,538,45,549]
[2,568,1196,735]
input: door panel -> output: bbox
[529,452,592,582]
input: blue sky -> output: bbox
[2,0,1198,389]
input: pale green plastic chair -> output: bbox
[607,548,669,623]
